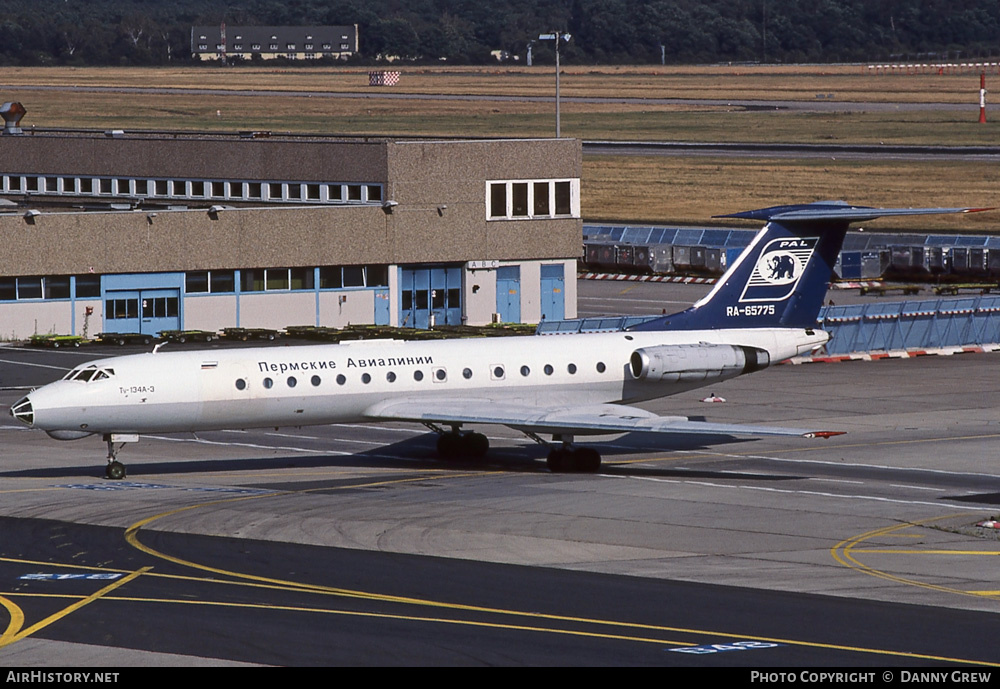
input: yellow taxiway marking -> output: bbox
[832,515,1000,600]
[110,473,997,665]
[2,585,994,665]
[0,567,151,648]
[0,595,24,646]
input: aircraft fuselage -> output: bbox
[17,327,827,438]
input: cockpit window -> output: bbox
[65,365,114,382]
[74,367,97,382]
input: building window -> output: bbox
[75,274,101,298]
[489,183,506,218]
[45,276,71,299]
[0,275,72,302]
[486,179,579,220]
[343,266,365,288]
[289,267,314,290]
[0,172,383,207]
[555,181,572,215]
[142,296,178,318]
[106,298,139,319]
[533,182,549,215]
[186,271,209,293]
[211,270,236,293]
[265,268,289,291]
[186,269,236,295]
[241,269,265,292]
[319,265,388,289]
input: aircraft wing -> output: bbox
[363,398,842,439]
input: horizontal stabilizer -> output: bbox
[633,201,993,333]
[715,202,994,223]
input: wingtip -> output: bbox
[803,430,846,439]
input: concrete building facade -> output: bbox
[0,130,581,340]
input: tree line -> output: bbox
[1,0,997,66]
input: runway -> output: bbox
[1,281,1000,666]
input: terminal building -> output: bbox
[0,120,581,340]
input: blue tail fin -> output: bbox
[629,202,988,332]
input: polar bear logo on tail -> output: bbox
[768,254,796,280]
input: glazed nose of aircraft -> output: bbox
[10,395,34,427]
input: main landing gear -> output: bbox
[546,445,602,473]
[427,425,603,473]
[103,433,137,480]
[435,429,490,460]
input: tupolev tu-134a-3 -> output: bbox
[10,202,990,479]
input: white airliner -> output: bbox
[9,202,986,479]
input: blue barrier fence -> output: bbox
[818,295,1000,355]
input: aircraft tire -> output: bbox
[105,461,127,480]
[436,432,463,460]
[547,447,601,473]
[576,448,602,473]
[462,432,489,458]
[546,448,567,472]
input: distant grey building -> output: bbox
[191,25,359,61]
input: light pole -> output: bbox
[538,31,571,137]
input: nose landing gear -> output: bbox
[104,434,137,480]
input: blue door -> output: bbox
[104,288,180,335]
[104,290,141,334]
[374,288,390,326]
[139,289,181,335]
[540,264,565,322]
[400,266,462,328]
[496,266,520,323]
